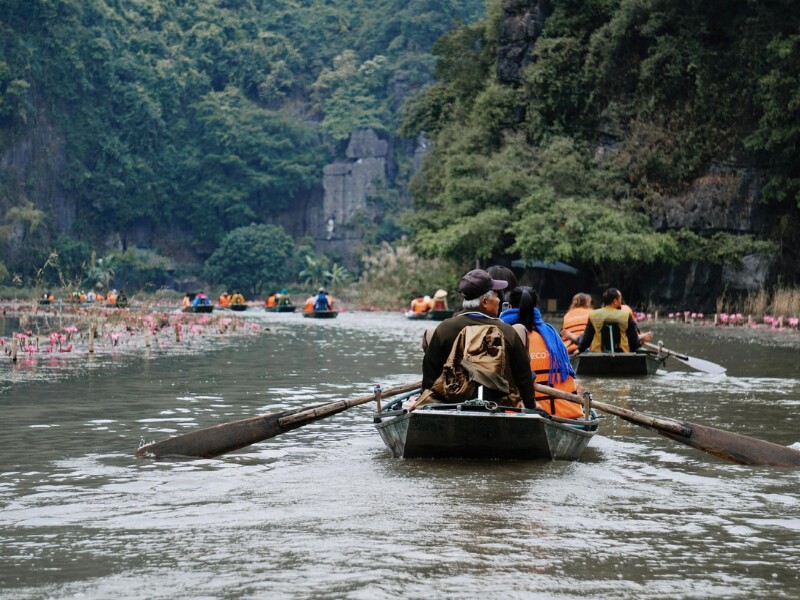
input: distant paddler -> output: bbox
[560,293,592,355]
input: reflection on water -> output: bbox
[1,311,799,598]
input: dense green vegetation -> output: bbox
[402,0,798,285]
[0,0,483,287]
[2,0,799,299]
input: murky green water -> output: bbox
[1,312,799,599]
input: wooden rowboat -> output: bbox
[183,305,214,314]
[429,309,454,320]
[265,305,297,313]
[404,309,454,321]
[570,352,665,376]
[374,398,598,460]
[229,304,247,312]
[303,310,338,319]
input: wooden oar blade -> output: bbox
[136,402,340,459]
[655,420,800,467]
[672,354,727,375]
[642,342,726,374]
[136,381,422,460]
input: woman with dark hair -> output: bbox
[486,265,517,304]
[501,286,585,419]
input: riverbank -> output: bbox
[0,300,266,363]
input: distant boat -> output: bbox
[374,397,599,460]
[429,309,454,320]
[303,310,338,319]
[570,352,665,376]
[404,309,454,321]
[229,303,247,312]
[184,305,213,314]
[265,305,296,313]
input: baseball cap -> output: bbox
[458,269,508,300]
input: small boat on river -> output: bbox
[184,305,214,314]
[404,309,455,321]
[429,309,454,320]
[265,305,297,313]
[570,351,665,376]
[229,303,247,312]
[374,397,599,460]
[303,310,338,319]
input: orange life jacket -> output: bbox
[411,298,429,314]
[561,307,590,353]
[528,331,584,419]
[266,294,276,308]
[304,296,315,312]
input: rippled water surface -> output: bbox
[1,312,799,599]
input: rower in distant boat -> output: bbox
[219,291,232,308]
[575,288,653,353]
[313,288,332,312]
[409,292,431,316]
[560,293,592,355]
[265,291,278,309]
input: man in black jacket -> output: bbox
[421,269,535,409]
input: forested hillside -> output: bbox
[0,0,482,289]
[2,0,799,306]
[402,0,800,302]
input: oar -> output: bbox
[643,341,726,375]
[136,380,422,459]
[534,383,800,466]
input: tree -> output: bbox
[204,224,294,296]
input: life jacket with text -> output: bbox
[588,307,631,352]
[561,307,590,353]
[528,331,584,419]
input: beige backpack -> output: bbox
[411,324,523,410]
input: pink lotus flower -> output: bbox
[788,317,799,328]
[58,345,72,352]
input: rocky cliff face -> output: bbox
[267,128,400,265]
[0,114,75,258]
[494,0,780,311]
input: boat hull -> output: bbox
[266,305,297,312]
[375,407,597,460]
[303,310,338,319]
[570,352,664,376]
[183,305,214,314]
[429,309,454,321]
[229,304,247,312]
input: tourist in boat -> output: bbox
[409,292,431,315]
[576,288,653,353]
[182,293,192,309]
[487,265,517,305]
[313,288,332,312]
[192,292,210,307]
[560,293,592,355]
[86,290,96,303]
[277,288,292,307]
[304,295,315,313]
[219,291,231,308]
[415,269,534,410]
[431,289,449,310]
[106,290,117,305]
[265,291,277,309]
[510,287,585,419]
[230,290,245,305]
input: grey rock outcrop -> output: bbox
[496,0,550,84]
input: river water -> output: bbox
[1,311,799,599]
